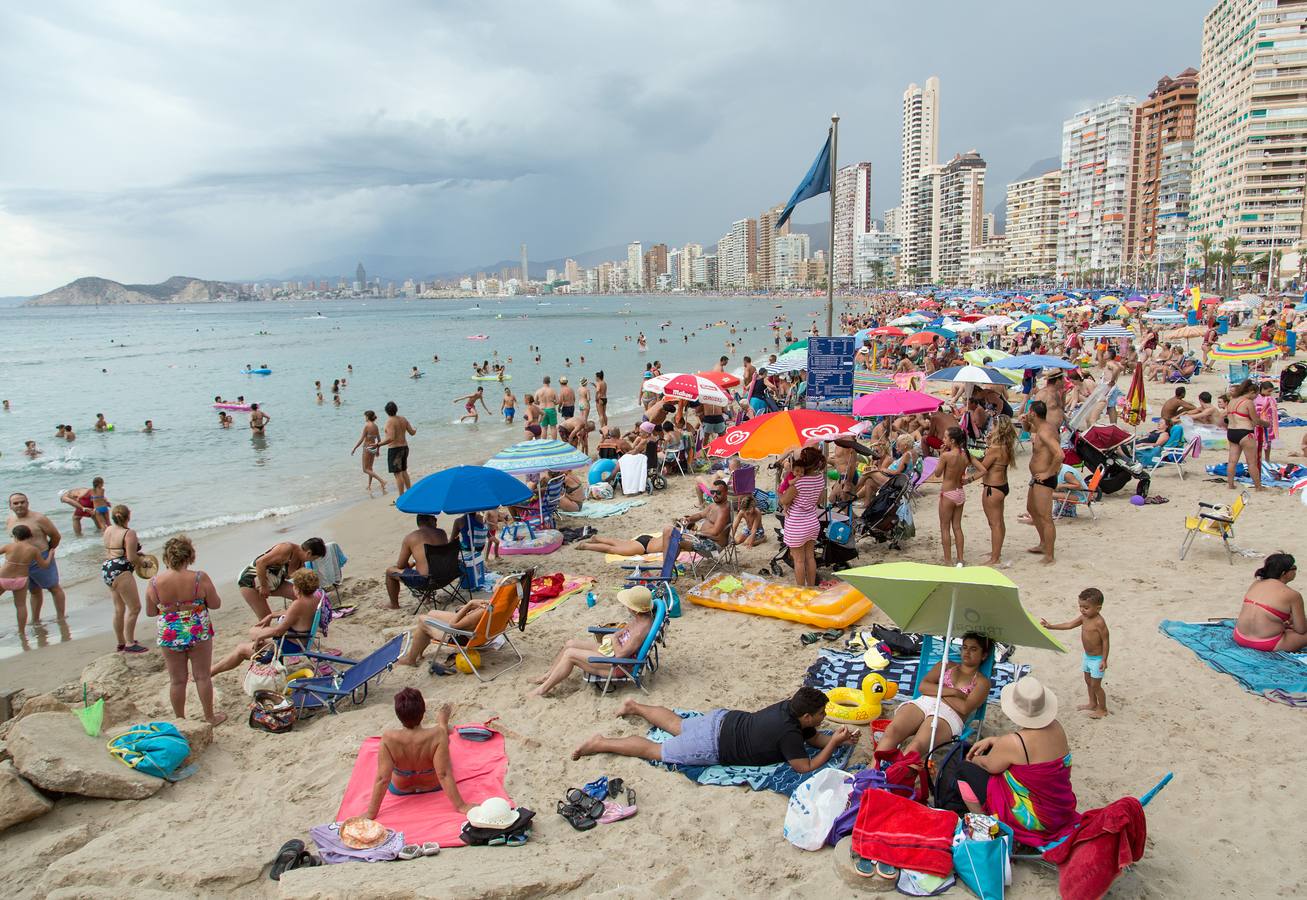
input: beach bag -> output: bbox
[952,818,1014,900]
[243,654,287,697]
[107,722,192,780]
[783,768,852,851]
[248,690,296,734]
[664,585,682,618]
[871,624,922,658]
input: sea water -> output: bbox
[0,294,819,586]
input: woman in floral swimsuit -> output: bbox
[145,535,226,725]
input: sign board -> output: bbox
[806,336,855,413]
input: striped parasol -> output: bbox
[1123,361,1147,427]
[1082,324,1133,339]
[1208,339,1279,362]
[964,348,1011,365]
[854,371,897,395]
[707,410,861,460]
[925,365,1017,386]
[763,348,809,374]
[484,439,591,474]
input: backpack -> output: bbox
[107,722,193,781]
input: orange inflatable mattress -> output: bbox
[686,572,873,628]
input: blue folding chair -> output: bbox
[909,635,998,742]
[584,596,670,694]
[622,526,682,591]
[285,634,405,718]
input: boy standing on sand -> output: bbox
[1041,587,1110,719]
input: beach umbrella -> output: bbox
[853,371,897,395]
[925,365,1016,386]
[1010,319,1051,334]
[485,439,591,475]
[694,370,741,389]
[904,331,941,346]
[397,464,533,514]
[707,409,861,460]
[782,339,809,354]
[868,326,907,338]
[836,562,1066,752]
[975,314,1014,328]
[763,348,809,374]
[1238,293,1263,304]
[1123,361,1147,427]
[642,372,731,404]
[1082,324,1133,339]
[853,389,941,417]
[1218,299,1253,313]
[958,313,986,323]
[1164,325,1206,341]
[1099,295,1122,306]
[963,347,1011,366]
[924,326,958,340]
[1144,309,1185,323]
[890,314,929,327]
[1208,339,1280,362]
[999,354,1077,370]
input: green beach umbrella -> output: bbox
[837,562,1066,752]
[782,338,809,354]
[964,347,1010,366]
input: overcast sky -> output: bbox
[0,1,1204,293]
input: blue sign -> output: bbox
[806,337,855,413]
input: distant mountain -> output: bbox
[24,275,245,307]
[991,156,1061,234]
[0,295,31,307]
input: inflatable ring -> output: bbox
[825,674,898,725]
[283,667,315,687]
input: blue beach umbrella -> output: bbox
[998,354,1077,370]
[485,439,591,475]
[925,365,1016,386]
[397,464,533,514]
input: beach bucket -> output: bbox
[74,683,104,737]
[871,718,892,744]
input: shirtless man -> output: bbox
[558,376,576,421]
[1033,370,1067,433]
[741,356,757,390]
[536,376,559,439]
[384,515,452,609]
[1189,391,1224,426]
[1024,401,1060,565]
[594,370,609,428]
[249,403,270,434]
[94,413,110,432]
[6,493,66,621]
[924,405,960,456]
[1099,349,1125,424]
[60,478,109,536]
[1158,387,1196,430]
[377,400,416,493]
[455,387,491,424]
[559,417,596,455]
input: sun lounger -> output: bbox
[286,633,406,717]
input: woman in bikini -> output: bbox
[937,426,973,567]
[1225,379,1267,491]
[969,415,1016,566]
[102,504,147,653]
[365,688,470,820]
[1233,553,1306,651]
[145,535,226,725]
[350,410,387,496]
[876,632,992,762]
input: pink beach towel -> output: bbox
[335,730,512,847]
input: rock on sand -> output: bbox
[0,760,52,833]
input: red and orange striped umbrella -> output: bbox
[1123,361,1147,427]
[707,410,860,460]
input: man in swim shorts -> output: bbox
[60,478,109,536]
[1024,401,1060,564]
[558,376,576,420]
[378,401,416,493]
[536,376,559,439]
[6,492,66,621]
[594,370,608,428]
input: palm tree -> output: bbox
[1219,235,1240,291]
[1195,234,1215,289]
[870,260,885,289]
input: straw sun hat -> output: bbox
[1000,676,1058,729]
[466,797,521,830]
[616,585,653,614]
[133,553,159,579]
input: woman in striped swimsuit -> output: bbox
[781,446,827,587]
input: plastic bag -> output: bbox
[783,768,852,851]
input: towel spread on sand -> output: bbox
[644,709,852,795]
[602,550,699,566]
[1205,461,1307,489]
[334,730,512,847]
[804,648,1029,706]
[559,499,648,518]
[1159,619,1307,707]
[523,574,594,621]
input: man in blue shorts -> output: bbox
[571,686,858,770]
[6,493,67,621]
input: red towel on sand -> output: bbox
[851,789,959,877]
[335,730,512,848]
[1042,797,1146,900]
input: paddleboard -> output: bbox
[242,368,273,375]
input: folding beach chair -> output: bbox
[584,595,670,694]
[661,442,687,476]
[1141,434,1201,480]
[285,633,405,718]
[400,542,468,614]
[1226,362,1251,386]
[909,456,938,509]
[909,635,998,740]
[1054,466,1103,520]
[690,529,738,580]
[422,572,529,682]
[305,541,348,604]
[522,475,566,530]
[272,591,328,662]
[623,526,682,591]
[1179,492,1249,563]
[727,464,757,512]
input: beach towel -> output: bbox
[521,574,594,622]
[1205,461,1307,489]
[335,730,512,847]
[804,648,1029,706]
[559,499,648,518]
[1042,797,1146,900]
[306,542,348,588]
[617,453,648,495]
[1159,619,1307,707]
[851,788,958,877]
[602,550,698,566]
[644,709,852,795]
[987,754,1080,848]
[1277,414,1307,428]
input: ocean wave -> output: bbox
[134,501,332,541]
[5,452,87,474]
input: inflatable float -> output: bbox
[498,526,563,555]
[466,334,490,341]
[213,403,254,412]
[825,674,897,726]
[687,571,872,628]
[472,374,511,381]
[242,368,272,375]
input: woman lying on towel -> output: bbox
[366,688,471,819]
[529,586,654,698]
[1233,552,1306,652]
[875,632,992,761]
[937,676,1080,848]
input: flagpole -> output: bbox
[827,114,839,337]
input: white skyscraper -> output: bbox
[833,162,873,288]
[900,77,940,282]
[680,243,703,289]
[1057,96,1136,279]
[626,242,643,291]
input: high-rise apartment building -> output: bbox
[854,229,900,287]
[1127,69,1199,274]
[680,243,702,289]
[643,244,668,290]
[520,244,529,285]
[355,262,366,292]
[1057,95,1137,279]
[563,258,580,285]
[626,242,643,291]
[1191,0,1307,275]
[774,232,811,287]
[934,151,987,285]
[902,166,940,283]
[883,206,901,239]
[756,205,788,289]
[717,219,758,289]
[1005,171,1062,283]
[833,163,874,287]
[900,77,940,285]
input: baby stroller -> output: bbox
[764,506,860,578]
[1068,425,1150,497]
[858,473,914,548]
[1280,362,1306,402]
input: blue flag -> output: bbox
[775,131,832,230]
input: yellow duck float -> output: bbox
[825,673,898,726]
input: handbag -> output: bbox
[248,690,296,733]
[243,653,287,697]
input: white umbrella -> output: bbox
[975,315,1013,328]
[889,314,930,327]
[925,365,1017,386]
[1144,310,1185,322]
[1219,299,1253,312]
[1238,293,1263,304]
[1082,324,1133,338]
[762,349,808,374]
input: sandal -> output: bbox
[556,800,597,831]
[820,629,843,641]
[800,632,821,646]
[564,788,606,818]
[269,840,305,881]
[428,661,453,676]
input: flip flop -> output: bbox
[428,661,453,676]
[820,629,843,641]
[269,839,305,881]
[800,632,821,646]
[122,643,148,654]
[398,844,423,861]
[556,800,597,831]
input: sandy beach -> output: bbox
[0,357,1304,899]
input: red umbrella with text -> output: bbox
[707,409,861,460]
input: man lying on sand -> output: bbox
[573,686,858,770]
